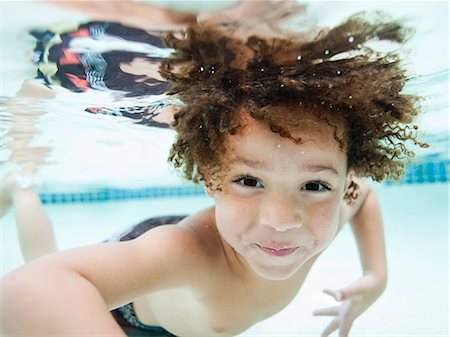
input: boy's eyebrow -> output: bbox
[303,164,339,176]
[232,156,339,175]
[232,157,269,170]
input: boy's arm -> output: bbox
[1,261,127,336]
[337,180,387,298]
[1,225,208,336]
[314,179,387,337]
[349,181,387,291]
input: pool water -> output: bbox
[0,1,448,188]
[1,1,448,336]
[1,182,447,336]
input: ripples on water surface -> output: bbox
[0,1,448,189]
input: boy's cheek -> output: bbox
[216,196,250,214]
[215,195,255,225]
[306,203,341,237]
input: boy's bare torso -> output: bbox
[129,186,365,337]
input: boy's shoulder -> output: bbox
[179,207,225,262]
[134,207,224,282]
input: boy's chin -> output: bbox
[252,260,307,281]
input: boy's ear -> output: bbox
[344,170,355,192]
[343,169,358,204]
[202,181,214,197]
[199,166,213,197]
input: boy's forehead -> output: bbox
[223,120,348,177]
[234,109,345,148]
[225,115,346,165]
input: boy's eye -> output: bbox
[234,177,263,188]
[301,181,331,192]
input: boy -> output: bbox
[1,12,426,337]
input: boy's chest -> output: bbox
[137,268,307,336]
[195,253,318,335]
[202,275,305,334]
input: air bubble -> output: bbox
[261,68,265,72]
[297,55,302,61]
[336,70,341,75]
[348,95,353,99]
[324,50,330,55]
[199,66,205,72]
[348,36,355,43]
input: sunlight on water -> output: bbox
[0,1,448,188]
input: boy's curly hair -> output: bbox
[159,12,428,191]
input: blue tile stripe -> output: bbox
[40,185,206,204]
[39,159,449,204]
[384,159,449,185]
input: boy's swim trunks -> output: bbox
[107,215,186,337]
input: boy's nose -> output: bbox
[258,194,302,232]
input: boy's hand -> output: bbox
[313,274,385,337]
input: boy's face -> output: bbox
[211,113,352,281]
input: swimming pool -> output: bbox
[1,1,448,336]
[1,1,448,189]
[1,181,447,336]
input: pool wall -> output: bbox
[37,156,449,204]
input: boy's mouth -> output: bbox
[256,244,299,257]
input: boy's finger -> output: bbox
[338,279,372,300]
[338,304,355,336]
[327,277,373,301]
[339,319,353,337]
[323,289,343,301]
[321,318,339,337]
[313,305,340,316]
